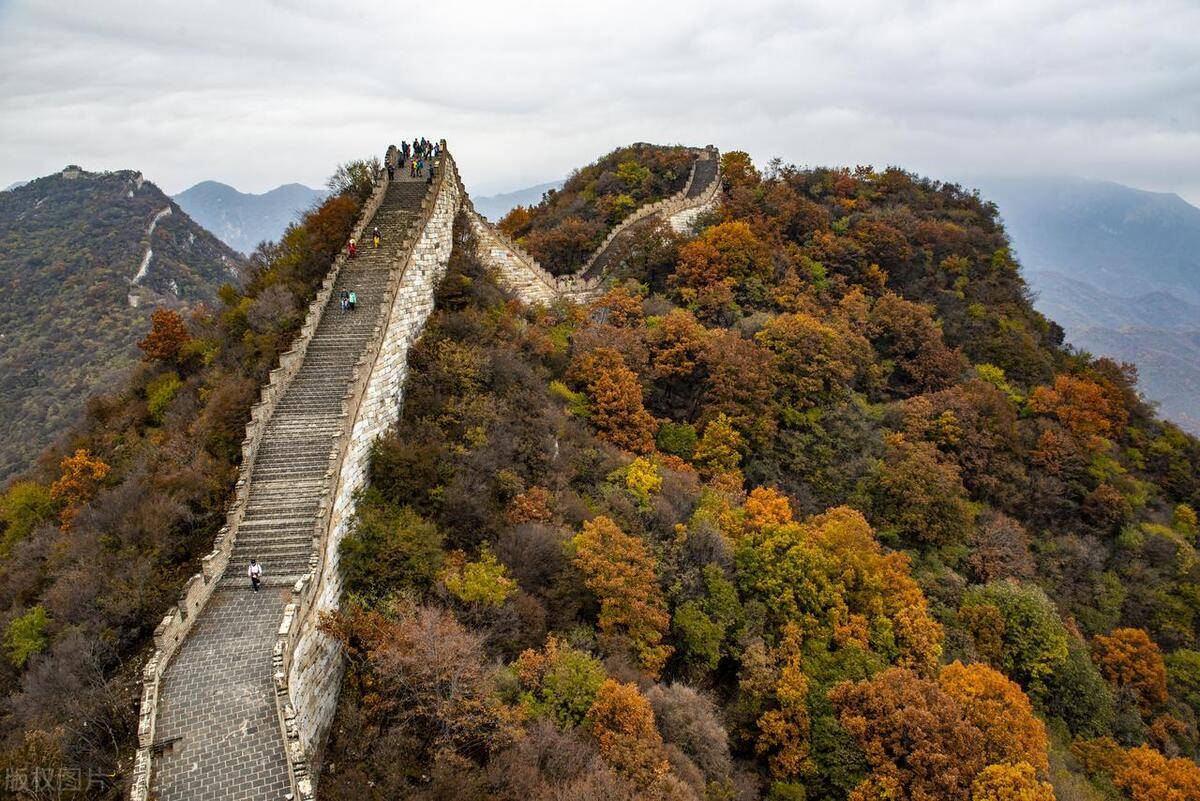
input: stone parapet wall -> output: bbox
[273,145,460,800]
[129,161,393,801]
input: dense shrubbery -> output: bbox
[322,147,1200,801]
[498,143,695,274]
[0,161,377,797]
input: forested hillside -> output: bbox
[320,149,1200,801]
[0,160,379,797]
[0,168,241,480]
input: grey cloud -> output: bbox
[0,0,1197,203]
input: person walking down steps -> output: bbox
[372,225,381,248]
[248,558,263,592]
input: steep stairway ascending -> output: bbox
[226,179,429,584]
[148,173,431,801]
[685,155,718,199]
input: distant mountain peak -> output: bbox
[173,180,326,254]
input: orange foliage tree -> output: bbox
[831,667,987,801]
[938,661,1050,773]
[568,347,656,454]
[50,448,110,529]
[587,679,670,789]
[137,308,191,364]
[1028,374,1128,443]
[572,516,672,676]
[1092,627,1168,713]
[1112,745,1200,801]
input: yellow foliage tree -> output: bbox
[969,762,1055,801]
[50,449,110,529]
[572,516,672,676]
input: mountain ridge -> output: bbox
[172,179,327,254]
[0,165,243,478]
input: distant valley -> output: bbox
[978,175,1200,434]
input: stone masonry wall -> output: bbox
[276,151,461,797]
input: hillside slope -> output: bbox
[0,166,242,479]
[317,149,1200,801]
[173,180,327,254]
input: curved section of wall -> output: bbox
[457,145,721,304]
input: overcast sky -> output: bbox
[1,0,1198,203]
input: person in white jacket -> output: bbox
[248,559,263,592]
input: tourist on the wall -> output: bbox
[248,559,263,592]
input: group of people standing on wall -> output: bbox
[387,137,441,182]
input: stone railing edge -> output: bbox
[269,143,452,801]
[128,155,394,801]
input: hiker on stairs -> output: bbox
[248,558,263,592]
[372,226,381,248]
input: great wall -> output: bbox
[130,142,720,801]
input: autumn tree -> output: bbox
[756,311,870,409]
[569,347,657,453]
[736,506,943,673]
[871,433,976,547]
[938,661,1050,773]
[588,679,670,789]
[1092,628,1168,713]
[959,581,1069,698]
[1112,745,1200,801]
[138,307,192,364]
[572,516,672,676]
[1028,374,1128,443]
[830,667,987,801]
[755,623,813,779]
[692,413,743,480]
[50,448,110,529]
[969,762,1055,801]
[513,635,607,728]
[867,292,964,396]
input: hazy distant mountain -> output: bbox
[173,180,326,254]
[471,180,562,221]
[0,166,242,479]
[4,180,28,192]
[978,175,1200,433]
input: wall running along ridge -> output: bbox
[132,142,721,801]
[463,145,721,302]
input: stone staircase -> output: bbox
[143,171,433,801]
[223,179,429,587]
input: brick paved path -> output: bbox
[152,588,291,801]
[149,169,432,800]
